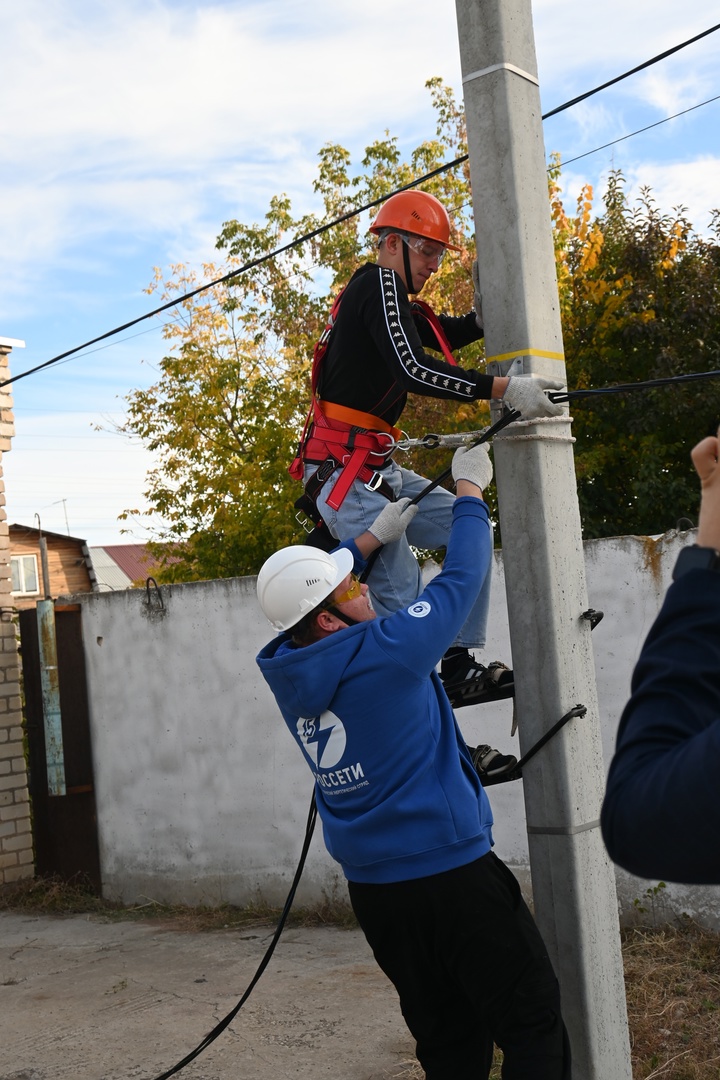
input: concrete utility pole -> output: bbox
[454,2,632,1076]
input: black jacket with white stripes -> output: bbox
[317,263,493,426]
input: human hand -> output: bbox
[692,427,720,550]
[368,497,419,546]
[472,260,484,329]
[452,442,493,493]
[503,375,565,419]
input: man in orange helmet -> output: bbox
[295,190,564,776]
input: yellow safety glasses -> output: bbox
[333,574,362,605]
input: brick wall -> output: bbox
[0,345,33,885]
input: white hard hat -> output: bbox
[257,545,355,632]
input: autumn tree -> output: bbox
[122,80,490,580]
[553,162,720,537]
[118,262,308,579]
[121,81,720,580]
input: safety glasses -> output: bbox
[400,233,447,265]
[333,573,362,605]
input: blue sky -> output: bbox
[1,0,719,545]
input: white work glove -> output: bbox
[452,442,493,492]
[368,497,419,546]
[503,375,565,419]
[471,259,484,329]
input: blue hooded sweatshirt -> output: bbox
[256,496,495,885]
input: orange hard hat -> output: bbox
[370,190,462,251]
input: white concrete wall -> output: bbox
[74,528,720,925]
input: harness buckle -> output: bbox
[364,471,385,493]
[294,511,314,534]
[316,456,337,482]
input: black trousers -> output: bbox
[348,852,571,1080]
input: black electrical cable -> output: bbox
[556,93,720,171]
[3,21,719,393]
[148,792,317,1080]
[542,23,720,119]
[0,160,457,392]
[550,368,720,403]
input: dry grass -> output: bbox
[3,877,720,1078]
[623,920,720,1079]
[0,872,358,930]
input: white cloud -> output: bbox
[625,156,720,233]
[0,0,464,323]
[2,0,720,543]
[1,0,461,165]
[534,0,720,87]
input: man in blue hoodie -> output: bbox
[256,442,569,1080]
[602,426,720,884]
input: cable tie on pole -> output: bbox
[526,818,601,836]
[463,62,539,87]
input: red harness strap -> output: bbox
[289,290,456,510]
[288,289,347,483]
[411,300,459,367]
[305,401,400,511]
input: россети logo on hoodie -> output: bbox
[296,711,368,795]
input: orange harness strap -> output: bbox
[317,400,402,441]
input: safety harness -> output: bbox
[289,287,459,539]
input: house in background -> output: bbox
[9,524,97,610]
[88,543,166,591]
[9,528,176,603]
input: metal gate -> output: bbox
[20,603,102,893]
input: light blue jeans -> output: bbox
[306,459,492,649]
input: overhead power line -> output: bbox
[542,22,720,120]
[556,92,720,171]
[3,20,719,392]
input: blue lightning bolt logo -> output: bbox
[297,710,346,768]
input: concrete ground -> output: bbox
[0,911,417,1080]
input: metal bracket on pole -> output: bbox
[483,704,587,787]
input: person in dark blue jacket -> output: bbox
[256,442,570,1080]
[602,427,720,884]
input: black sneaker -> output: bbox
[469,744,519,786]
[442,656,515,708]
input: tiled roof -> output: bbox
[89,544,166,590]
[100,544,159,583]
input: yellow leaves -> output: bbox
[577,190,594,237]
[660,221,688,271]
[581,277,610,306]
[578,223,604,275]
[454,401,490,425]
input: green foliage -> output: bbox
[553,166,720,538]
[121,83,720,581]
[632,881,668,926]
[118,263,305,579]
[121,81,491,580]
